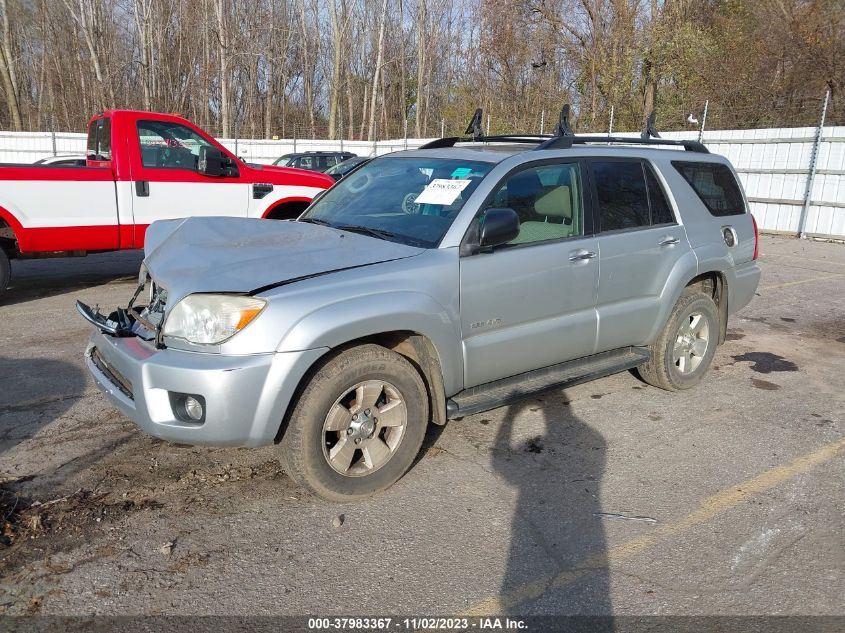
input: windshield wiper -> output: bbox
[335,224,399,241]
[298,217,333,227]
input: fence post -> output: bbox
[798,90,830,239]
[293,133,297,153]
[540,109,545,135]
[697,100,708,143]
[486,113,490,136]
[404,118,408,150]
[608,105,614,137]
[440,118,445,137]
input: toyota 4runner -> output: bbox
[78,121,761,501]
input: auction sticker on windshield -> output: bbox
[414,179,472,205]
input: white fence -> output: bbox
[1,126,843,239]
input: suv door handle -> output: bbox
[659,236,680,246]
[569,249,597,261]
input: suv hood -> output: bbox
[143,217,424,304]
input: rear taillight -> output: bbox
[751,214,759,260]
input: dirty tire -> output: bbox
[280,344,429,502]
[0,249,10,298]
[637,291,719,391]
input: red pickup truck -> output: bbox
[0,110,334,296]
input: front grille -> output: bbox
[90,347,134,400]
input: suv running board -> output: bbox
[447,346,651,419]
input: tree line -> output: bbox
[0,0,842,139]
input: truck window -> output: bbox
[137,120,216,171]
[672,161,746,217]
[86,118,111,161]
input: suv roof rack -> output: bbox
[418,105,709,153]
[535,135,708,153]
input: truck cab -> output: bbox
[0,110,334,296]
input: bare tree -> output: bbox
[367,0,389,141]
[0,0,21,130]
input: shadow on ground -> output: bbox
[1,251,143,307]
[493,394,612,622]
[0,355,87,455]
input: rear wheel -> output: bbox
[637,291,719,391]
[0,249,10,298]
[280,344,429,501]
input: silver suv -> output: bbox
[79,128,761,501]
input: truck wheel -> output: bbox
[281,344,429,501]
[0,249,10,297]
[637,291,719,391]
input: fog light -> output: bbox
[169,392,206,424]
[184,396,204,421]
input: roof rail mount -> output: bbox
[465,108,484,140]
[556,104,574,137]
[642,111,661,139]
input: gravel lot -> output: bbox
[0,235,843,619]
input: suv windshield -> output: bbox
[300,157,493,247]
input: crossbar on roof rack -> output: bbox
[418,134,708,153]
[418,134,553,149]
[416,103,707,153]
[536,135,708,153]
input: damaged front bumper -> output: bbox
[78,300,326,448]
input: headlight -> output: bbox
[162,294,266,344]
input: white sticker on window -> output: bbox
[414,179,472,205]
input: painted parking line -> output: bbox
[761,274,843,290]
[463,436,845,615]
[763,253,845,267]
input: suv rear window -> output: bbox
[672,161,746,217]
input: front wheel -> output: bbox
[637,291,719,391]
[280,344,429,501]
[0,249,10,298]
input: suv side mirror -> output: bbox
[198,146,238,177]
[479,207,520,249]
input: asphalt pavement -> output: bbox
[0,236,842,621]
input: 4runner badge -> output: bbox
[470,318,503,329]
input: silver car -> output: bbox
[79,133,761,501]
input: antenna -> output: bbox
[555,104,575,137]
[642,111,661,139]
[465,108,483,141]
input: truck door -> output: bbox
[129,118,249,244]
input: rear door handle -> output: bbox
[135,180,150,197]
[659,236,680,246]
[569,249,597,261]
